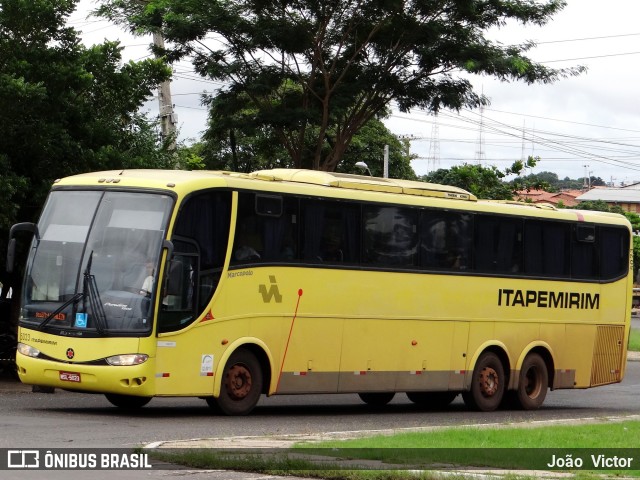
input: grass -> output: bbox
[148,421,640,479]
[629,327,640,352]
[301,421,640,449]
[148,328,640,478]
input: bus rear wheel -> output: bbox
[104,393,151,409]
[215,349,263,416]
[406,391,458,409]
[358,392,395,406]
[516,353,548,410]
[462,351,505,412]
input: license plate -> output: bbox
[59,371,81,383]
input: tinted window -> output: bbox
[600,226,629,280]
[300,199,360,263]
[363,206,418,267]
[475,215,523,273]
[233,193,298,264]
[420,210,472,271]
[524,220,570,277]
[571,224,598,279]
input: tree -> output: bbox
[422,156,543,199]
[203,113,418,179]
[0,0,171,217]
[0,0,172,307]
[515,171,559,192]
[99,0,583,172]
[423,163,514,200]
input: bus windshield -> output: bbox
[21,190,174,335]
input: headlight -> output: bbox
[17,343,40,358]
[105,354,149,366]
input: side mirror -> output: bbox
[6,238,16,273]
[6,222,40,273]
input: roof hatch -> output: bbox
[249,169,476,201]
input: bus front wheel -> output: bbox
[516,353,548,410]
[215,349,263,416]
[104,393,151,409]
[462,351,505,412]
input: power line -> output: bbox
[536,32,640,44]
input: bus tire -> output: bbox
[216,349,263,416]
[406,391,458,409]
[516,353,548,410]
[104,393,151,409]
[358,392,395,406]
[462,351,505,412]
[204,396,223,414]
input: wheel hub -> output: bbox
[479,367,499,397]
[524,367,541,397]
[226,365,252,400]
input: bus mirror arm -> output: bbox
[161,240,174,298]
[6,222,40,273]
[163,239,174,261]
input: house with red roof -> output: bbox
[514,189,582,207]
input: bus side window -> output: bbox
[524,220,570,277]
[157,253,196,328]
[571,224,598,279]
[600,227,629,280]
[363,206,417,267]
[475,215,523,274]
[420,211,472,271]
[301,200,360,264]
[232,193,299,264]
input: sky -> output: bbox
[70,0,640,185]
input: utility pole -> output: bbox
[383,144,389,178]
[153,32,177,149]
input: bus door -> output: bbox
[154,191,231,396]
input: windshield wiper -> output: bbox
[82,251,108,334]
[39,251,108,334]
[38,293,83,329]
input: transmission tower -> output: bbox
[427,114,440,172]
[474,102,486,165]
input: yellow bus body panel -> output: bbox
[15,169,632,400]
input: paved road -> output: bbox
[1,360,639,448]
[1,360,639,479]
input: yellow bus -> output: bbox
[7,169,633,414]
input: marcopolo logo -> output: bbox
[259,275,282,303]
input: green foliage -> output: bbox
[576,200,616,212]
[99,0,582,172]
[629,328,640,352]
[625,212,640,232]
[634,236,640,283]
[523,172,608,191]
[203,116,417,180]
[0,0,173,296]
[307,421,640,449]
[337,119,417,180]
[422,163,518,200]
